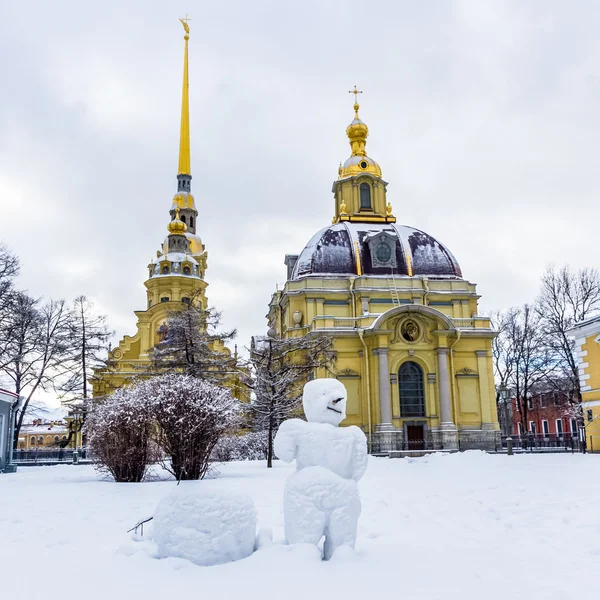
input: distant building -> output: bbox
[17,419,69,450]
[567,315,600,452]
[0,388,21,473]
[510,391,579,442]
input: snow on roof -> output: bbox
[291,221,462,280]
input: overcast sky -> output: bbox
[1,1,599,379]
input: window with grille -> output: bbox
[399,361,425,417]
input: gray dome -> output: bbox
[291,222,462,279]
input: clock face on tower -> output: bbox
[375,242,392,263]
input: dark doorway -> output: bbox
[406,425,425,450]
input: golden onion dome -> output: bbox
[168,208,188,235]
[339,98,382,179]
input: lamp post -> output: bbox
[71,407,82,464]
[498,384,510,437]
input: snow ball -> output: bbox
[153,484,257,567]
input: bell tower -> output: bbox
[332,87,395,224]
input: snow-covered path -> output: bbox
[1,452,598,599]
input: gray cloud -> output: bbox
[1,0,598,366]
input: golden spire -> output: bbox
[337,87,382,181]
[177,16,192,176]
[346,85,369,157]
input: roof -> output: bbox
[291,222,462,280]
[0,388,19,404]
[566,313,600,337]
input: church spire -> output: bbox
[177,16,192,193]
[337,87,382,181]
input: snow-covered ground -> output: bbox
[1,452,598,599]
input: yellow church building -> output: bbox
[567,316,600,452]
[92,20,233,397]
[268,91,500,453]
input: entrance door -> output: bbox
[406,424,425,450]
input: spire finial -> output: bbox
[177,17,191,177]
[349,85,363,118]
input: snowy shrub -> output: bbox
[212,430,269,462]
[142,373,240,480]
[86,386,158,482]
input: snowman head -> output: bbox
[302,379,347,426]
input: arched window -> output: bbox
[161,265,169,274]
[183,266,191,275]
[30,436,36,446]
[181,215,186,224]
[399,361,425,417]
[62,436,67,441]
[38,436,44,445]
[360,182,372,209]
[190,217,194,228]
[54,436,59,443]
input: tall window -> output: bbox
[190,216,194,228]
[529,421,536,434]
[556,419,563,438]
[570,418,578,436]
[360,183,372,209]
[542,420,549,437]
[399,361,425,417]
[181,215,186,224]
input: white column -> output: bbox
[437,348,455,428]
[374,348,394,431]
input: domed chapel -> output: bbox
[268,89,500,452]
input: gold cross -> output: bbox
[349,85,363,100]
[181,14,192,24]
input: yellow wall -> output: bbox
[569,319,600,452]
[270,274,499,441]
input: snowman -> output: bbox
[274,378,368,560]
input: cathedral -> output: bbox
[92,20,230,397]
[268,91,500,452]
[92,20,500,453]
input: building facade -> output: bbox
[0,388,20,473]
[268,94,500,453]
[510,391,579,442]
[567,315,600,452]
[92,20,235,397]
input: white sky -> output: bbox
[1,0,599,390]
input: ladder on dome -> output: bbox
[387,269,401,307]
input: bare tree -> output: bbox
[0,294,72,448]
[490,310,516,435]
[537,265,600,404]
[249,333,334,467]
[0,244,20,366]
[60,295,113,404]
[503,305,556,440]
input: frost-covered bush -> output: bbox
[142,373,240,480]
[212,431,269,462]
[86,386,158,482]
